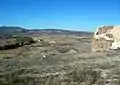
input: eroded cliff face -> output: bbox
[92,26,120,51]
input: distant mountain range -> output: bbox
[0,26,28,38]
[0,26,93,38]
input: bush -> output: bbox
[40,41,51,47]
[56,47,71,53]
[0,36,35,50]
[15,37,35,45]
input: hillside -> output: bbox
[0,26,93,38]
[0,26,28,38]
[0,26,93,50]
[0,31,120,85]
[28,29,93,37]
[1,26,120,85]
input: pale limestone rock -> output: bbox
[92,25,120,51]
[49,40,56,44]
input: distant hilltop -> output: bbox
[0,26,93,38]
[0,26,28,32]
[0,26,28,38]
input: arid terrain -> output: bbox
[0,27,120,85]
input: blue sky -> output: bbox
[0,0,120,31]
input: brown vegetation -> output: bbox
[0,33,120,85]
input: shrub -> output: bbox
[56,47,71,53]
[40,41,51,47]
[0,36,35,50]
[15,37,35,45]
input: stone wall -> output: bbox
[92,26,120,51]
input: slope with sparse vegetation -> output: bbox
[2,26,120,85]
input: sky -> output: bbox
[0,0,120,31]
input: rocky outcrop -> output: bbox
[92,26,120,51]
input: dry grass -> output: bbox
[0,35,120,85]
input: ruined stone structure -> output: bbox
[92,26,120,51]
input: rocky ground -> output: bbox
[0,34,120,85]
